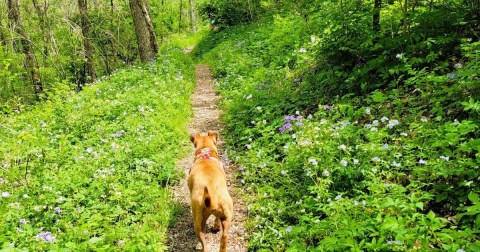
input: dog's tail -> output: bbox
[203,187,218,210]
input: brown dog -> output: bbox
[188,131,233,252]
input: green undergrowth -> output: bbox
[0,45,195,250]
[196,12,479,252]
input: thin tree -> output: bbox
[7,0,43,99]
[32,0,53,64]
[373,0,381,33]
[189,0,197,32]
[77,0,96,84]
[129,0,158,62]
[179,0,183,32]
[0,18,7,50]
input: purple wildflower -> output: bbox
[279,123,293,133]
[54,207,62,214]
[448,73,455,79]
[284,115,297,122]
[19,219,28,224]
[324,105,333,111]
[36,231,56,243]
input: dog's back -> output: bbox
[188,131,233,252]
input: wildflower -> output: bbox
[382,143,389,149]
[1,192,11,197]
[310,35,317,43]
[281,170,288,175]
[292,134,297,139]
[453,119,460,125]
[114,130,125,138]
[381,116,389,122]
[418,159,427,165]
[23,194,29,199]
[19,219,28,224]
[396,53,403,59]
[372,168,378,173]
[387,119,399,128]
[340,120,350,126]
[118,240,126,246]
[365,108,371,115]
[448,73,455,79]
[354,200,359,206]
[454,62,463,69]
[421,116,429,122]
[372,120,379,126]
[322,170,330,177]
[324,105,333,111]
[391,161,401,167]
[0,178,4,183]
[86,147,93,153]
[246,94,252,99]
[371,157,381,162]
[440,156,450,161]
[279,123,293,133]
[298,48,307,53]
[400,132,408,136]
[362,200,366,206]
[339,144,347,150]
[286,226,293,233]
[353,159,359,165]
[256,106,262,111]
[335,195,342,200]
[457,249,465,252]
[245,144,252,150]
[57,197,66,203]
[308,158,318,166]
[340,160,348,167]
[54,207,62,214]
[36,231,56,243]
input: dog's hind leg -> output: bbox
[193,206,208,252]
[219,217,231,252]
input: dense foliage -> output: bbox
[0,46,194,250]
[196,0,479,250]
[0,0,199,106]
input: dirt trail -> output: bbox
[167,65,247,251]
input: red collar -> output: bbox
[194,148,219,162]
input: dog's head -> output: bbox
[190,130,219,152]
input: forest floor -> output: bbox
[167,64,248,251]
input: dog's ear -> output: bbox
[190,132,199,147]
[207,130,219,145]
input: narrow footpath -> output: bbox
[167,64,247,251]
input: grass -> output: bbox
[0,45,195,250]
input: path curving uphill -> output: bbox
[167,64,247,251]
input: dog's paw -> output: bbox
[212,219,221,233]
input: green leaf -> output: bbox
[469,192,480,204]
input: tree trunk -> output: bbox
[7,0,43,99]
[32,0,51,64]
[78,0,96,84]
[0,19,7,50]
[129,0,158,62]
[179,0,183,32]
[189,0,197,32]
[373,0,381,33]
